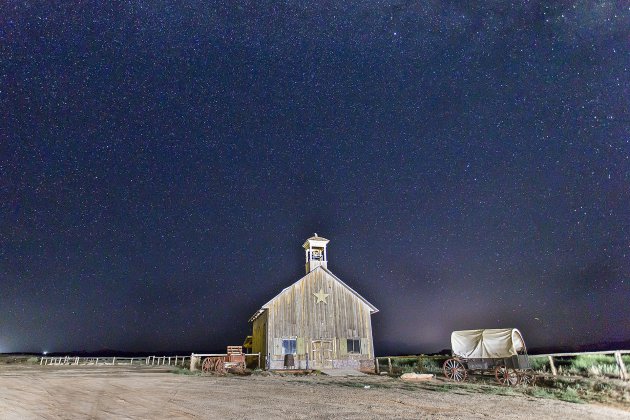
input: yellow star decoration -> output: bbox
[313,288,329,304]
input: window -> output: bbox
[347,339,361,354]
[282,338,296,355]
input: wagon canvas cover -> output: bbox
[451,329,525,359]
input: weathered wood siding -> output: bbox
[264,267,374,369]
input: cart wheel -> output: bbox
[202,357,214,373]
[495,365,519,386]
[443,358,467,382]
[519,369,536,386]
[214,358,226,374]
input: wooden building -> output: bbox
[249,234,378,370]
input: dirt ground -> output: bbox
[0,365,628,419]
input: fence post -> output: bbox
[548,356,557,376]
[190,354,199,371]
[375,358,380,374]
[388,357,392,374]
[614,352,628,381]
[113,357,116,366]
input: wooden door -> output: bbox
[312,340,333,368]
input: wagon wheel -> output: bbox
[214,358,226,374]
[495,365,519,386]
[202,357,215,373]
[519,369,536,386]
[443,358,467,382]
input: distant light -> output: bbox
[43,351,48,355]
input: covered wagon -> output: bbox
[443,328,535,385]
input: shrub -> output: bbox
[558,387,582,403]
[171,367,200,375]
[528,356,549,372]
[528,387,554,399]
[391,357,417,368]
[571,355,619,378]
[417,358,441,374]
[401,366,416,374]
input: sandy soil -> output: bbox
[0,365,628,419]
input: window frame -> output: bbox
[282,338,297,355]
[347,338,361,354]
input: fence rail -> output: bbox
[40,355,190,367]
[529,350,629,381]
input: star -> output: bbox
[313,289,329,304]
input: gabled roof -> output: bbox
[249,265,379,322]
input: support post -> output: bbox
[258,353,261,369]
[614,351,628,381]
[113,357,116,365]
[548,356,557,376]
[388,357,392,374]
[190,354,199,371]
[375,358,380,374]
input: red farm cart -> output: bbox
[201,346,246,374]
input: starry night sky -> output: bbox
[2,2,629,355]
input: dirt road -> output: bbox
[0,365,627,419]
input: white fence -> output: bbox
[40,355,190,367]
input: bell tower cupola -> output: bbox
[303,233,329,273]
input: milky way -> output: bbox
[1,2,629,354]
